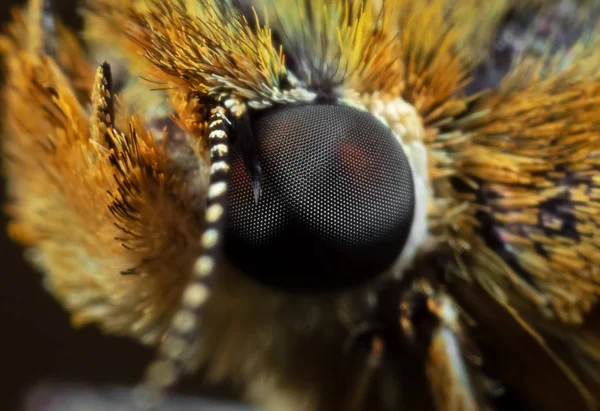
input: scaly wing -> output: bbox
[442,17,600,409]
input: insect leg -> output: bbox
[133,105,232,410]
[345,335,385,411]
[398,280,484,411]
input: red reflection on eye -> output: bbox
[338,141,370,177]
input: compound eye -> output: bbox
[225,104,415,292]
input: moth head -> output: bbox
[225,103,416,292]
[99,0,429,293]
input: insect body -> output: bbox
[1,0,600,410]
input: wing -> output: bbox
[0,2,206,346]
[438,12,600,409]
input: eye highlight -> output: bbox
[226,104,415,291]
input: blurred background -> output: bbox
[0,1,598,410]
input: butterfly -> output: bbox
[1,0,599,410]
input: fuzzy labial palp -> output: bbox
[2,1,600,411]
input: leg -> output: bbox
[360,277,489,411]
[398,279,486,411]
[345,335,385,411]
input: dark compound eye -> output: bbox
[225,104,415,292]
